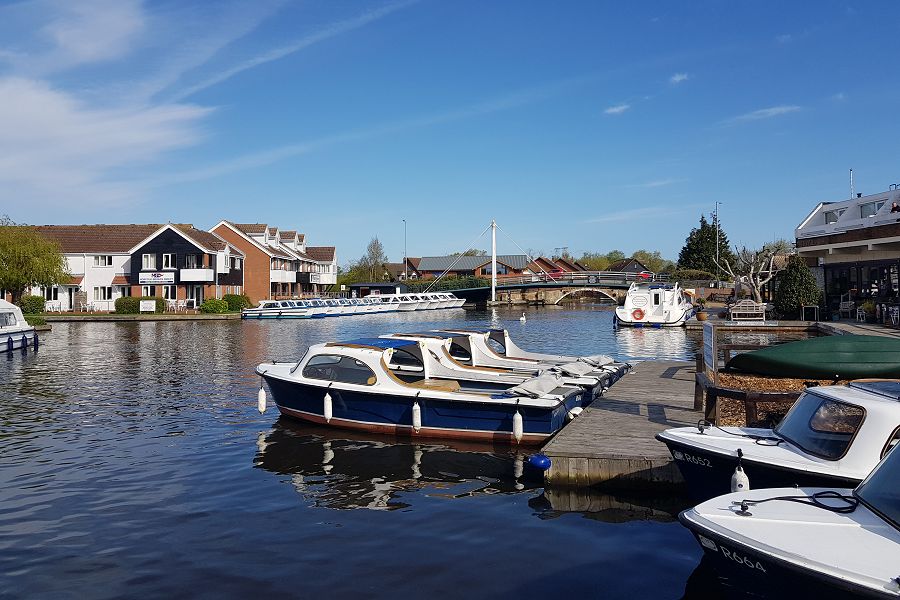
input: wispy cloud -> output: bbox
[587,205,701,224]
[169,0,418,101]
[776,34,792,44]
[623,178,688,189]
[831,92,846,102]
[150,75,596,186]
[725,105,801,124]
[604,103,630,115]
[670,72,689,84]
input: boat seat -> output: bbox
[404,379,461,393]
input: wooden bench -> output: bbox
[729,299,766,321]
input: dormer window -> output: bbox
[824,210,843,224]
[860,200,885,218]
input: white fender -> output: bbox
[257,386,267,414]
[323,392,333,423]
[731,464,750,492]
[412,401,422,433]
[512,410,524,443]
[567,406,583,421]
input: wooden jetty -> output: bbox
[541,360,699,489]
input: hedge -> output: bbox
[114,296,166,314]
[670,269,716,281]
[24,315,47,326]
[199,298,229,314]
[19,295,46,314]
[222,294,252,311]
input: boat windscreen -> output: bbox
[855,445,900,532]
[331,338,419,350]
[848,380,900,401]
[773,392,865,460]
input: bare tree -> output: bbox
[715,240,792,303]
[361,237,388,281]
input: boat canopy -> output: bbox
[328,338,420,351]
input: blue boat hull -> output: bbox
[261,374,580,445]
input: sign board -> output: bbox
[702,321,717,385]
[139,300,156,313]
[139,271,175,284]
[340,285,346,291]
[309,273,321,284]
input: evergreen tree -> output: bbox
[677,214,735,276]
[774,255,822,319]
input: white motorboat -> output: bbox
[0,299,37,352]
[680,445,900,599]
[614,282,694,327]
[383,331,630,402]
[241,299,316,319]
[257,337,587,444]
[657,380,900,501]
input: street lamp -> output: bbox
[403,219,407,281]
[714,202,722,288]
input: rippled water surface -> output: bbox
[2,306,740,599]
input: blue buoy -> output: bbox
[528,453,552,471]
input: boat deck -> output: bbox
[541,360,699,489]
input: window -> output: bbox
[142,285,156,297]
[230,257,242,270]
[118,286,131,298]
[855,445,900,532]
[142,253,157,270]
[860,200,885,218]
[162,253,175,269]
[42,287,59,300]
[774,393,865,460]
[93,286,113,301]
[824,209,844,224]
[162,285,176,300]
[0,312,15,326]
[883,427,900,459]
[184,254,200,269]
[93,255,113,267]
[302,354,377,385]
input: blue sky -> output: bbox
[2,1,898,266]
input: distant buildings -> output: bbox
[210,221,337,303]
[399,254,585,280]
[795,186,900,307]
[604,258,650,274]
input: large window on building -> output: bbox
[42,287,59,300]
[142,254,156,270]
[118,286,131,298]
[162,253,175,269]
[824,209,844,224]
[93,255,113,267]
[142,285,156,297]
[93,286,113,301]
[162,285,176,300]
[184,254,200,269]
[860,200,885,218]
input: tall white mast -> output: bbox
[491,219,497,303]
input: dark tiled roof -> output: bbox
[418,254,528,272]
[605,258,649,272]
[407,257,421,269]
[34,224,165,253]
[280,230,297,239]
[306,246,336,261]
[232,223,268,235]
[178,227,242,254]
[554,257,585,271]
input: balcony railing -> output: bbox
[270,269,297,283]
[180,268,215,282]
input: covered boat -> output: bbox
[256,337,587,444]
[241,299,321,319]
[0,300,36,352]
[614,282,694,327]
[382,331,628,403]
[680,445,900,599]
[726,335,900,379]
[657,380,900,501]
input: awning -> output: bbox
[111,275,128,285]
[65,275,84,285]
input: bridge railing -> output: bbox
[495,271,669,286]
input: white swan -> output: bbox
[520,312,526,323]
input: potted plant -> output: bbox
[861,300,877,323]
[695,297,709,321]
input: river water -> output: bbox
[2,305,778,599]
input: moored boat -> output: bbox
[679,446,900,599]
[726,335,900,379]
[657,380,900,501]
[0,300,37,352]
[614,282,694,327]
[256,338,587,444]
[241,299,316,319]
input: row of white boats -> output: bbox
[241,292,466,319]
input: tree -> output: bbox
[451,249,488,256]
[631,249,676,273]
[578,250,625,271]
[678,214,735,277]
[0,216,70,304]
[774,255,822,318]
[358,237,389,281]
[716,240,793,303]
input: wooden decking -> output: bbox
[541,360,699,489]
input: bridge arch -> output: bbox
[554,288,617,305]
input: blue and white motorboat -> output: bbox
[256,337,587,445]
[0,300,36,352]
[657,380,900,501]
[614,282,694,327]
[242,300,317,319]
[680,444,900,599]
